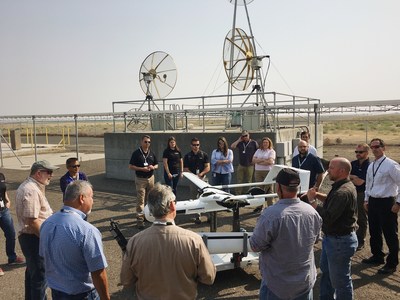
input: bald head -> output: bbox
[328,157,351,182]
[298,140,309,156]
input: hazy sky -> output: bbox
[1,0,399,116]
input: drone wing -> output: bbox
[183,172,211,190]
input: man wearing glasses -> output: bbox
[183,137,210,199]
[362,138,400,274]
[59,157,88,196]
[349,143,370,251]
[129,135,159,229]
[15,160,59,300]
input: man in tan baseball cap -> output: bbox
[15,159,59,299]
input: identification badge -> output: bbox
[196,169,200,175]
[242,150,246,154]
[213,172,216,178]
[143,162,148,167]
[0,200,4,208]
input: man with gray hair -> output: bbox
[250,168,322,299]
[120,183,216,299]
[16,160,59,300]
[39,180,110,300]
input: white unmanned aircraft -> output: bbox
[144,164,310,222]
[143,165,311,271]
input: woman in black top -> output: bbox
[163,136,183,195]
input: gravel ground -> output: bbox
[1,144,400,299]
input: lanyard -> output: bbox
[371,157,386,189]
[68,172,80,181]
[242,141,251,154]
[298,153,309,168]
[139,147,150,164]
[153,220,174,226]
[60,208,81,218]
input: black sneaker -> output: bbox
[362,256,385,265]
[377,265,396,275]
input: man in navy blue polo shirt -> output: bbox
[350,143,370,250]
[292,140,325,190]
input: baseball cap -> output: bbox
[31,160,59,172]
[274,168,300,187]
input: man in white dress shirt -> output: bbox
[362,138,400,274]
[293,131,318,157]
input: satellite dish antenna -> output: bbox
[225,0,269,108]
[223,28,255,91]
[127,51,177,132]
[139,51,177,111]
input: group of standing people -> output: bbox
[1,156,102,300]
[3,131,399,300]
[253,136,400,300]
[128,131,277,229]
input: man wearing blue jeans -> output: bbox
[308,157,358,300]
[0,172,25,277]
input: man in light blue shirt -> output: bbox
[39,180,110,300]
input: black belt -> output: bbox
[369,196,395,201]
[136,175,152,179]
[325,231,354,238]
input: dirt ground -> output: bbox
[1,143,400,299]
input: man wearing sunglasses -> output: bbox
[362,138,400,274]
[15,160,59,300]
[231,130,258,195]
[349,143,370,251]
[59,157,88,196]
[129,135,159,229]
[183,137,210,199]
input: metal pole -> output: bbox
[184,110,188,133]
[314,104,318,151]
[227,0,238,108]
[292,96,295,128]
[112,102,116,132]
[123,112,127,133]
[74,114,79,159]
[0,130,3,168]
[202,97,206,133]
[33,116,37,161]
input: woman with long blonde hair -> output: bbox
[252,137,276,211]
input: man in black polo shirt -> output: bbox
[349,143,370,251]
[231,130,258,194]
[129,135,159,229]
[183,138,210,199]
